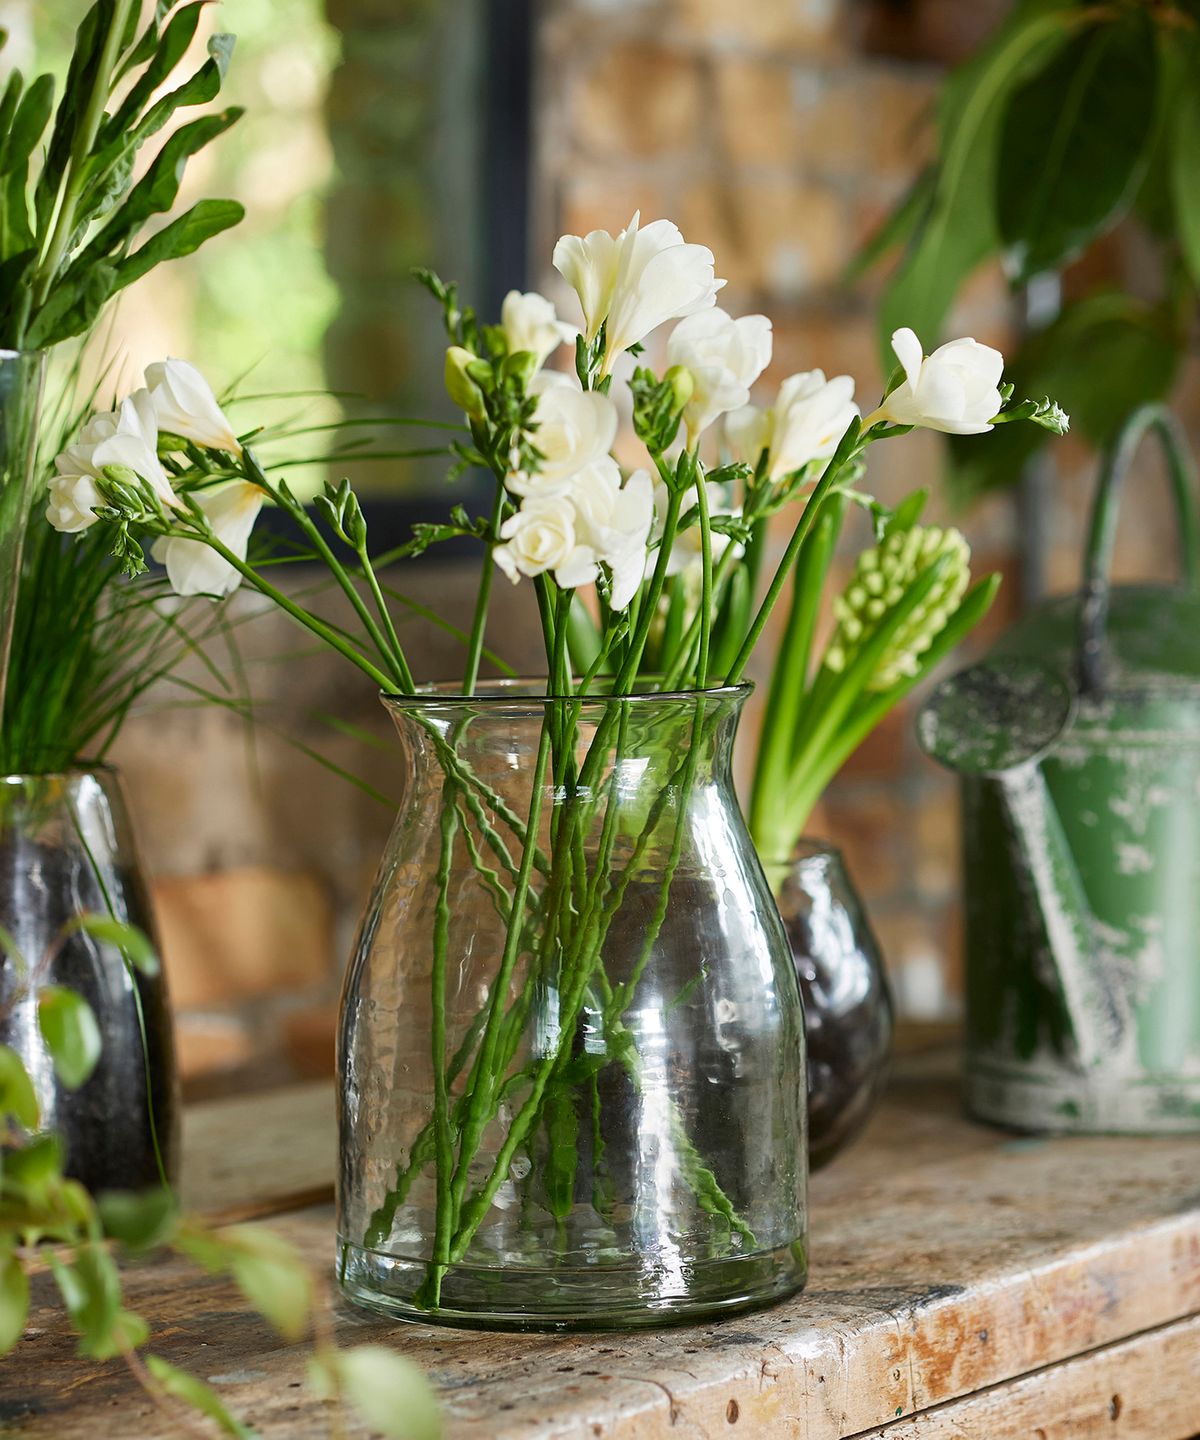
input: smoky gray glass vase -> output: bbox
[0,768,178,1189]
[337,682,808,1331]
[770,841,894,1171]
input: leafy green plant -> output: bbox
[858,0,1200,501]
[0,916,440,1440]
[2,0,243,352]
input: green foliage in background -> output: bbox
[32,0,341,415]
[859,0,1200,503]
[0,913,441,1439]
[0,0,244,352]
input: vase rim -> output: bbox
[0,761,117,785]
[379,677,754,708]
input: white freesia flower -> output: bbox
[47,390,175,533]
[570,463,654,609]
[494,494,597,590]
[729,370,858,484]
[146,358,241,454]
[552,211,724,369]
[723,403,772,470]
[151,481,263,597]
[508,375,619,496]
[874,328,1003,435]
[654,480,741,578]
[501,290,575,372]
[666,308,772,442]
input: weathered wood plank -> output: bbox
[854,1312,1200,1440]
[180,1079,335,1223]
[5,1052,1199,1439]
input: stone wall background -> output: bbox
[75,0,1200,1091]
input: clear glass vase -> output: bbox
[0,768,178,1190]
[769,842,894,1172]
[0,349,46,725]
[337,682,807,1330]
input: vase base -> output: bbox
[335,1237,807,1332]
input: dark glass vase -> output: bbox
[771,840,894,1171]
[338,683,807,1330]
[0,768,178,1189]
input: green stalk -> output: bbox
[694,470,714,688]
[726,419,862,686]
[356,542,414,691]
[186,529,397,691]
[418,780,461,1308]
[31,0,137,320]
[748,495,845,854]
[462,479,508,693]
[614,484,682,693]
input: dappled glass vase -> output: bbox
[771,842,894,1171]
[0,768,178,1189]
[337,682,807,1330]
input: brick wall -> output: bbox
[103,0,1199,1092]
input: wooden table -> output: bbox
[6,1035,1200,1438]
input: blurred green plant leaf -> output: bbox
[0,1246,29,1355]
[309,1345,442,1440]
[98,1189,179,1253]
[145,1354,257,1438]
[879,0,1080,359]
[4,1132,63,1196]
[37,987,102,1090]
[0,1043,39,1128]
[996,9,1158,283]
[49,1241,123,1358]
[181,1224,312,1341]
[1170,37,1200,288]
[73,915,160,976]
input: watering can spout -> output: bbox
[918,658,1129,1069]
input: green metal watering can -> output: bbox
[919,406,1200,1133]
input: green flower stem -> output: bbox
[725,419,862,687]
[250,464,412,691]
[356,541,414,692]
[747,494,845,851]
[659,543,741,692]
[194,530,397,691]
[442,718,554,1239]
[614,483,682,693]
[462,479,508,693]
[30,0,137,321]
[694,467,714,688]
[420,779,461,1309]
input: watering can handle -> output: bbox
[1078,405,1200,696]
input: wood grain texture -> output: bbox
[4,1044,1198,1439]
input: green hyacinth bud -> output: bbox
[826,524,971,691]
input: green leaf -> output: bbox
[102,1,206,142]
[50,1242,123,1358]
[3,73,54,176]
[73,914,160,976]
[216,1226,311,1342]
[0,1044,39,1128]
[1170,37,1200,288]
[113,199,244,294]
[37,987,102,1090]
[880,1,1080,356]
[996,9,1158,282]
[98,1189,179,1252]
[0,1247,29,1355]
[4,1133,64,1195]
[23,261,118,349]
[145,1356,257,1439]
[310,1346,441,1440]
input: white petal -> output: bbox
[890,328,925,392]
